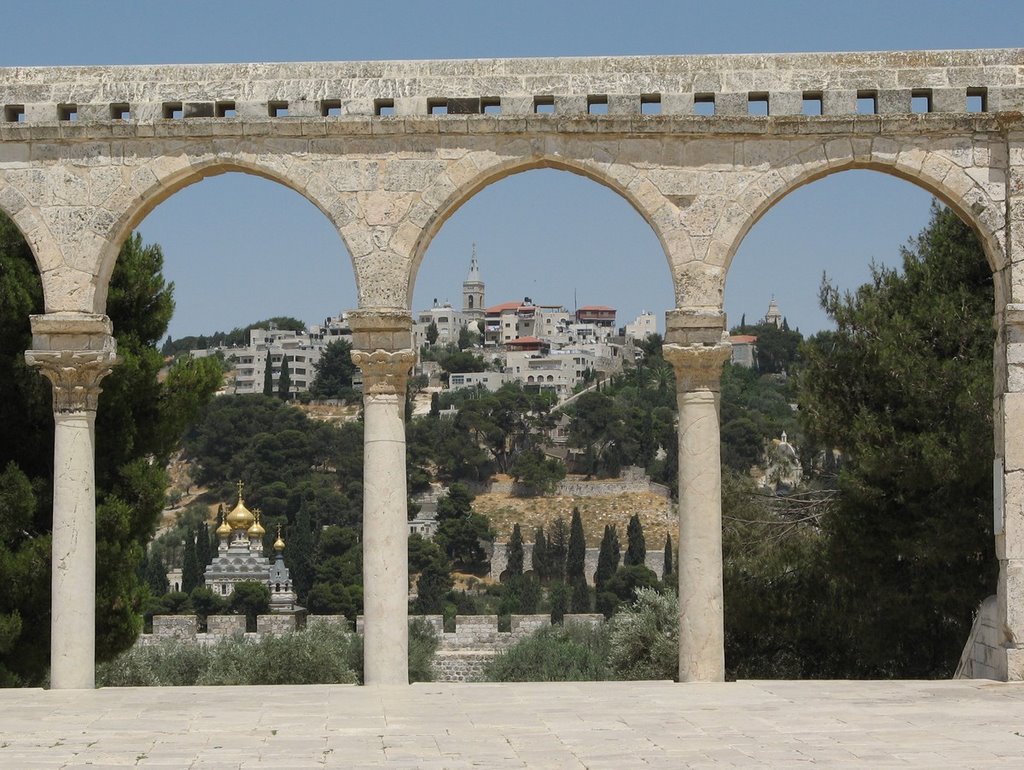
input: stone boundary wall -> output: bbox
[487,468,671,499]
[0,50,1021,126]
[955,595,1004,680]
[141,612,604,681]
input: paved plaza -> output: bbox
[1,680,1023,768]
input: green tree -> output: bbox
[288,504,316,603]
[547,517,568,583]
[566,508,586,584]
[181,527,203,594]
[426,321,439,346]
[594,524,620,592]
[510,448,566,495]
[310,338,357,400]
[624,514,646,567]
[797,202,996,677]
[457,325,472,350]
[144,549,170,596]
[506,524,524,580]
[549,582,570,624]
[277,355,292,400]
[263,353,274,396]
[662,534,673,581]
[196,522,211,569]
[229,581,271,632]
[532,527,549,583]
[412,553,453,614]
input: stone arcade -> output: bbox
[4,49,1024,687]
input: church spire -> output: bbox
[466,243,481,282]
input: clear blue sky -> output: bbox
[2,1,1020,338]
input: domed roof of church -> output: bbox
[247,509,266,538]
[226,482,255,530]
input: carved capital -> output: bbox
[25,348,119,413]
[351,349,416,396]
[663,342,731,392]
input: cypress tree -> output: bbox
[278,355,291,400]
[210,505,223,554]
[595,524,617,591]
[532,526,548,583]
[144,550,169,596]
[262,352,274,396]
[506,523,524,579]
[566,507,586,584]
[289,504,315,602]
[663,533,673,580]
[196,521,211,568]
[548,517,568,582]
[181,527,202,593]
[624,514,646,567]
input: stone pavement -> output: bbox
[1,680,1023,768]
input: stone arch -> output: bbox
[92,156,359,313]
[715,142,1007,290]
[0,178,68,312]
[407,155,677,307]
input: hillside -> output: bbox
[472,489,674,548]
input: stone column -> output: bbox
[25,313,117,690]
[664,322,730,682]
[998,132,1024,681]
[349,310,415,685]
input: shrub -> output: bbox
[481,623,610,682]
[408,618,439,683]
[606,588,678,681]
[96,625,360,687]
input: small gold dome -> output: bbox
[247,509,266,538]
[215,506,231,538]
[226,481,255,530]
[273,525,285,552]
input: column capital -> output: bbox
[664,342,731,392]
[351,349,416,396]
[25,348,118,413]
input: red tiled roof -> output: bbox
[729,335,758,343]
[577,305,616,312]
[485,301,522,314]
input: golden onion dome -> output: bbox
[247,509,266,539]
[226,481,255,530]
[273,525,285,552]
[215,515,231,538]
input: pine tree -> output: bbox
[506,523,524,579]
[277,355,291,400]
[532,526,548,583]
[181,527,202,593]
[624,514,646,567]
[566,507,586,584]
[263,353,274,396]
[663,534,673,580]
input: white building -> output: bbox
[625,311,657,340]
[232,327,324,397]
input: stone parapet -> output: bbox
[1,50,1021,133]
[206,615,246,636]
[152,615,197,640]
[257,614,296,636]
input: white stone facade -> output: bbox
[6,48,1024,685]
